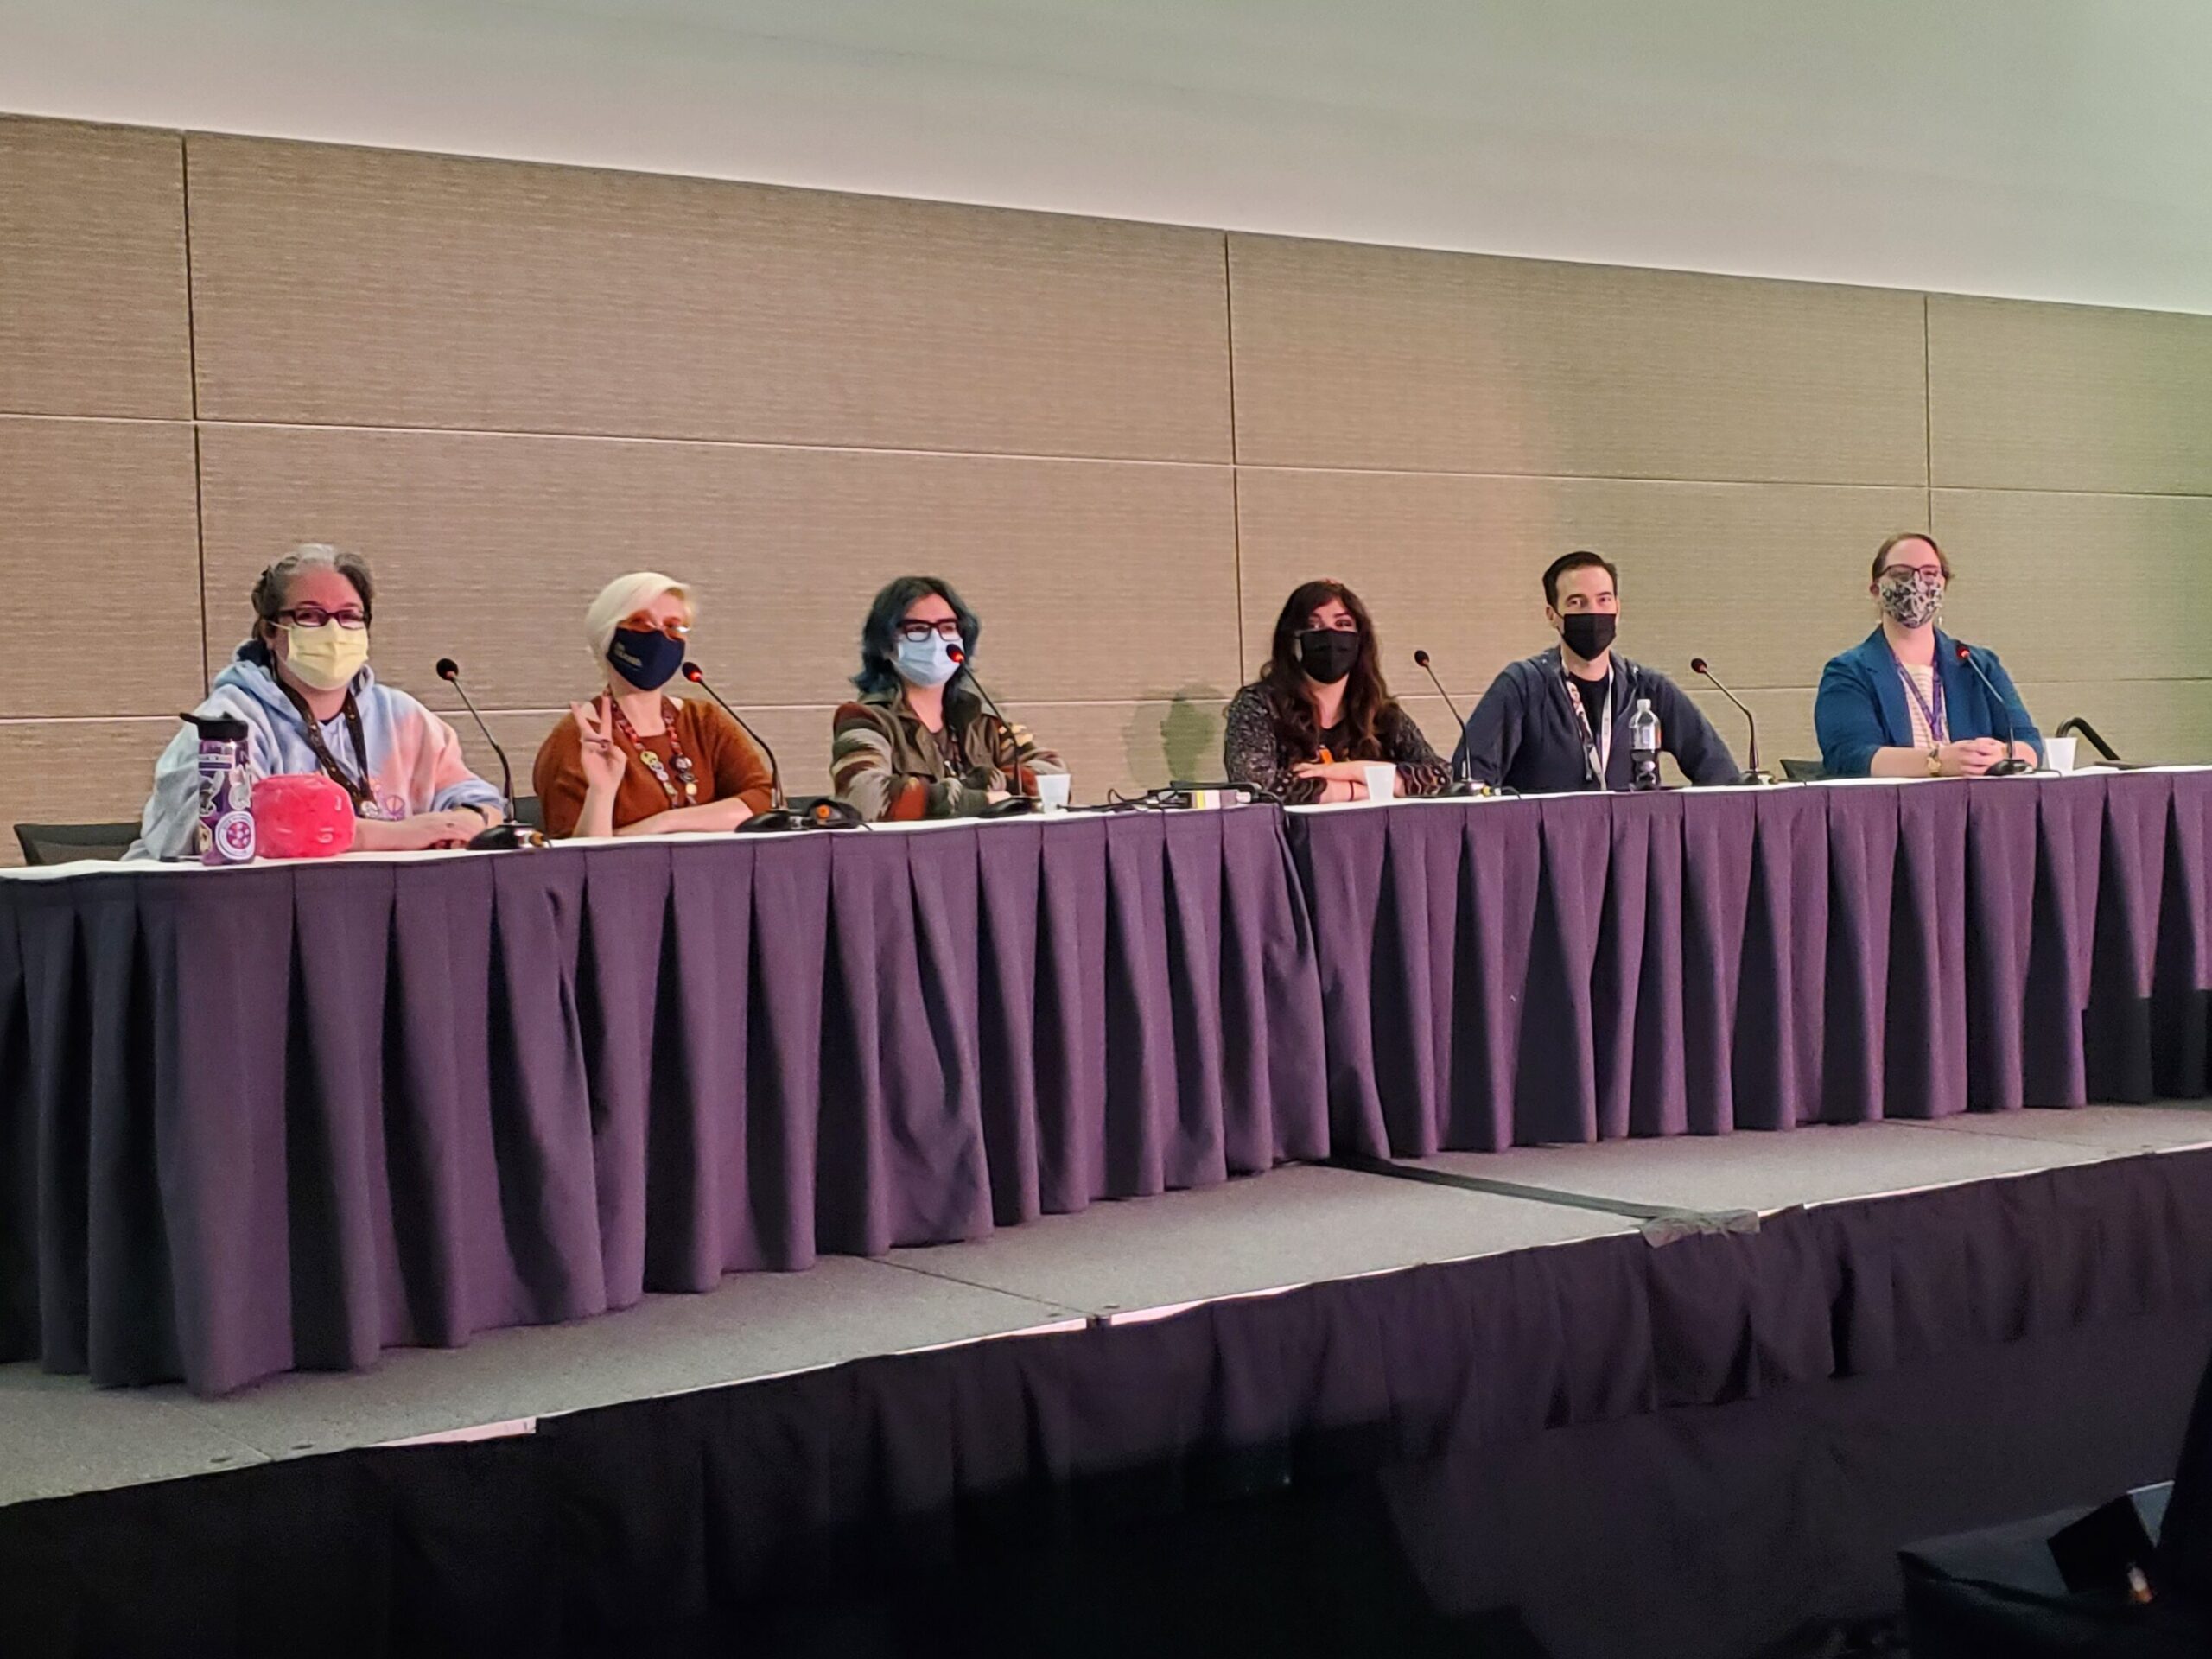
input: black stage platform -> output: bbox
[7,1107,2212,1659]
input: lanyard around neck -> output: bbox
[276,679,375,816]
[1560,657,1613,785]
[1891,652,1948,743]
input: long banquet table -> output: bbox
[1287,768,2212,1157]
[6,767,2211,1395]
[0,808,1329,1395]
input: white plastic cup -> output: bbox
[1037,772,1073,811]
[1361,763,1398,804]
[2043,736,2077,775]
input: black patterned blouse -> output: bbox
[1221,683,1452,804]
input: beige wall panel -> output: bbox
[0,118,192,419]
[1228,234,1928,484]
[196,426,1241,714]
[1929,296,2212,494]
[0,718,179,861]
[0,418,204,718]
[2004,682,2212,766]
[185,135,1233,461]
[1033,698,1229,800]
[1235,469,1925,701]
[1930,489,2212,683]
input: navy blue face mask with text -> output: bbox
[608,626,685,691]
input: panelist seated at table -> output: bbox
[533,572,776,839]
[1815,532,2043,779]
[1452,550,1739,793]
[830,575,1065,821]
[1223,579,1451,804]
[130,544,505,859]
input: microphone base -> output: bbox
[1734,770,1775,786]
[467,823,545,851]
[737,797,867,833]
[1440,778,1485,798]
[1988,758,2035,777]
[981,797,1036,819]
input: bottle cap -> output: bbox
[181,712,250,743]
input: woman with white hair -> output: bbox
[130,544,505,858]
[531,571,774,839]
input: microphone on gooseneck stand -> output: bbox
[435,658,541,849]
[1688,658,1771,785]
[945,645,1035,817]
[1411,649,1482,797]
[2056,716,2125,766]
[680,661,785,810]
[1955,642,2035,776]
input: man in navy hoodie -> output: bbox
[1454,550,1739,794]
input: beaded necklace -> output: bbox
[608,697,698,807]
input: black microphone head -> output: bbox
[1689,657,1709,676]
[947,645,967,664]
[681,661,704,683]
[1413,649,1431,667]
[435,657,460,681]
[1955,642,1973,662]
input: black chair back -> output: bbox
[15,823,140,867]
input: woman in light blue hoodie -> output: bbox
[130,545,505,859]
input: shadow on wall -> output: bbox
[1127,688,1226,789]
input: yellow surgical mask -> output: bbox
[283,621,371,691]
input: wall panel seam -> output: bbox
[175,417,1238,472]
[181,132,211,694]
[1223,232,1247,679]
[1923,292,1937,531]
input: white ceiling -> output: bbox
[5,0,2209,313]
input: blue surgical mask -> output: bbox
[894,634,959,689]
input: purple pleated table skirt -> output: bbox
[1289,769,2212,1157]
[0,807,1328,1394]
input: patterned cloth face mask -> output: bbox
[1878,568,1943,629]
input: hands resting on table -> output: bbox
[1292,760,1398,805]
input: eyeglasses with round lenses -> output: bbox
[279,605,370,631]
[896,619,963,644]
[621,613,691,642]
[1880,563,1945,582]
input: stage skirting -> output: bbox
[0,810,1327,1394]
[4,768,2211,1393]
[1292,767,2212,1155]
[4,1148,2210,1659]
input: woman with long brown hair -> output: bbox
[1223,579,1450,804]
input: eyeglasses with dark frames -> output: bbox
[278,606,370,631]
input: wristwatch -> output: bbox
[1927,745,1942,777]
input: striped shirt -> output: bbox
[830,685,1064,822]
[1899,661,1948,750]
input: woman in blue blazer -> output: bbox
[1815,532,2042,779]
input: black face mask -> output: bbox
[608,626,685,691]
[1296,627,1360,686]
[1559,613,1617,664]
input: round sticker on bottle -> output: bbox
[216,810,257,861]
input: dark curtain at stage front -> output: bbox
[6,1149,2212,1658]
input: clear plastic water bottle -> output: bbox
[1629,697,1661,792]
